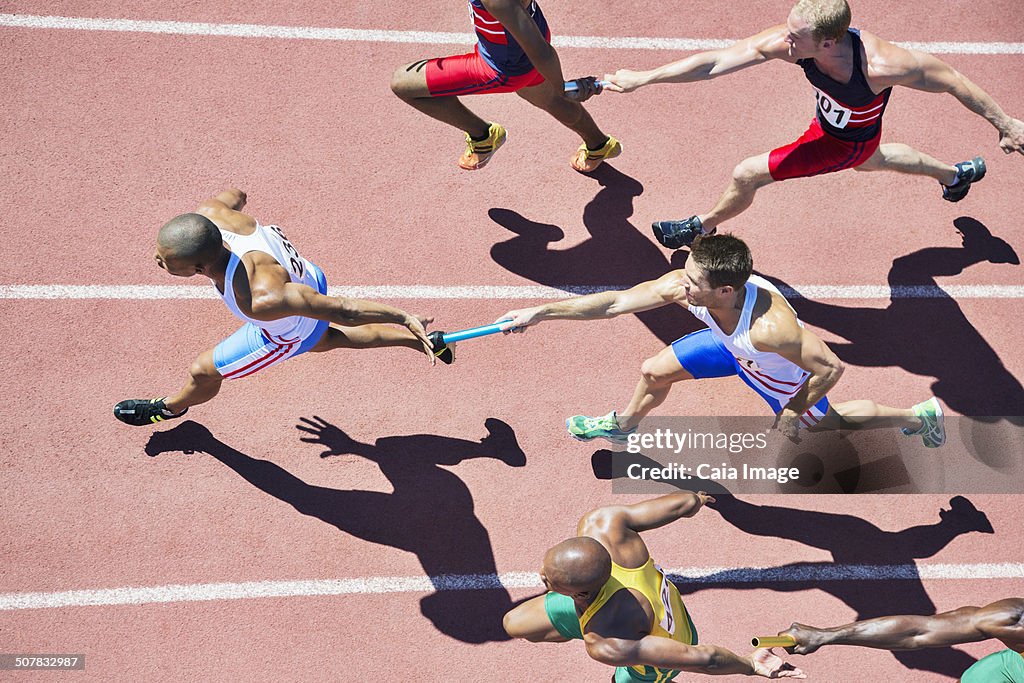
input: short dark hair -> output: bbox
[158,213,223,263]
[689,233,753,290]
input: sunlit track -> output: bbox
[2,14,1023,54]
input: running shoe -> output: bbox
[114,397,188,426]
[651,216,714,249]
[900,397,945,448]
[571,136,622,173]
[566,411,636,444]
[941,156,986,202]
[427,331,455,364]
[458,122,507,170]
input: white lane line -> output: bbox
[1,14,1022,55]
[1,284,1023,300]
[3,563,1022,610]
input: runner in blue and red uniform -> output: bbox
[390,0,620,172]
[602,0,1024,248]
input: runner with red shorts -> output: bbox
[601,0,1024,248]
[390,0,620,172]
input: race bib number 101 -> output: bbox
[814,89,851,129]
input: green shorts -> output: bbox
[960,649,1024,683]
[544,592,699,683]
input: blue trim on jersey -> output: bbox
[671,328,831,416]
[213,262,329,375]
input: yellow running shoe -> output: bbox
[571,136,622,173]
[458,122,507,170]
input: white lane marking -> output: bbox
[1,14,1022,54]
[3,563,1021,610]
[1,284,1022,300]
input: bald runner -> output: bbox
[503,492,806,681]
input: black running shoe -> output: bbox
[942,156,986,202]
[426,331,455,364]
[113,397,188,426]
[652,216,710,249]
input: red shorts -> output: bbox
[768,118,880,181]
[425,47,545,97]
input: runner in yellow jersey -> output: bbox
[503,492,806,680]
[778,598,1024,682]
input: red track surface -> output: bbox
[2,1,1022,681]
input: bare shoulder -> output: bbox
[749,288,799,348]
[754,24,799,62]
[196,202,257,236]
[860,29,920,84]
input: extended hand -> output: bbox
[779,623,829,656]
[750,649,807,679]
[999,117,1024,155]
[602,69,646,93]
[495,307,543,334]
[406,313,436,364]
[564,76,602,102]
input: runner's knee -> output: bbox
[503,605,543,641]
[390,62,428,100]
[640,355,678,387]
[188,355,222,385]
[732,156,771,186]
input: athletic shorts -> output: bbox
[424,46,546,97]
[768,117,880,181]
[960,649,1024,683]
[671,328,830,427]
[544,592,697,683]
[213,263,329,380]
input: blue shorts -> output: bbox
[671,328,830,424]
[213,263,329,380]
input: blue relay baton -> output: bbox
[426,322,513,364]
[564,78,611,95]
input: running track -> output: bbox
[1,1,1022,680]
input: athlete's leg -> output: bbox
[813,399,920,431]
[309,324,425,354]
[698,152,775,230]
[503,594,571,643]
[617,345,696,430]
[515,80,608,149]
[854,143,958,184]
[390,59,490,138]
[165,348,223,413]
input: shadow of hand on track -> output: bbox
[145,418,527,644]
[681,495,995,678]
[763,217,1022,417]
[488,164,698,345]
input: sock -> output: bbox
[946,170,962,187]
[587,136,610,152]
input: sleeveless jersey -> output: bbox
[217,222,321,344]
[579,558,696,682]
[469,0,549,76]
[687,275,812,405]
[797,28,891,142]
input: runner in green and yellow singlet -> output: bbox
[503,492,806,680]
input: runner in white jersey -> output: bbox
[114,188,449,427]
[497,233,945,446]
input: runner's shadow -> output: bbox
[489,164,699,345]
[673,495,995,678]
[145,418,527,644]
[763,217,1023,417]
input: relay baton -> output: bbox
[564,79,611,93]
[441,322,512,344]
[751,635,797,649]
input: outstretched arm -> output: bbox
[496,270,687,331]
[604,27,791,93]
[587,636,805,678]
[879,45,1024,155]
[781,598,1024,655]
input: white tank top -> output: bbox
[217,222,321,343]
[687,275,811,397]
